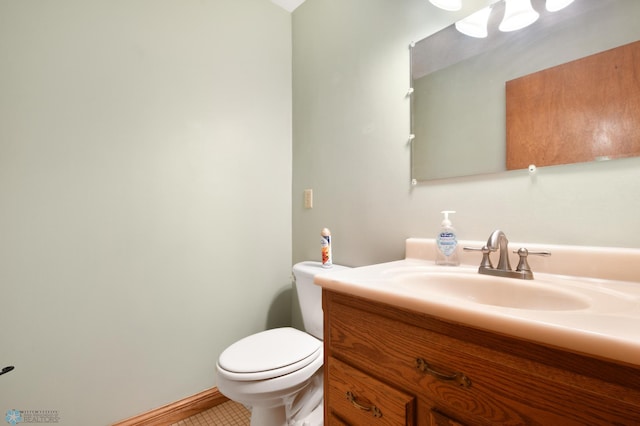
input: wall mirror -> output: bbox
[410,0,640,182]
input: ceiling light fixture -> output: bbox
[545,0,575,12]
[455,6,493,38]
[429,0,462,12]
[499,0,540,32]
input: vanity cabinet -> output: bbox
[323,290,640,425]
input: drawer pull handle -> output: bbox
[416,357,472,388]
[346,391,382,418]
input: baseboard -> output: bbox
[113,387,228,426]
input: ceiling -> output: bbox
[270,0,307,12]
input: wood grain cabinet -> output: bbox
[323,290,640,425]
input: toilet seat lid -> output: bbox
[218,327,322,380]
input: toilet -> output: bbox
[216,261,349,426]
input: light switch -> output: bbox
[304,189,313,209]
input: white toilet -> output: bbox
[216,261,349,426]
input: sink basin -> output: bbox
[314,238,640,365]
[391,272,591,311]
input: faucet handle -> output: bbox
[513,248,551,273]
[464,245,493,269]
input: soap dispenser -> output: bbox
[436,210,460,266]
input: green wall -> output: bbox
[292,0,640,273]
[0,0,292,424]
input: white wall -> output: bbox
[0,0,292,424]
[292,0,640,270]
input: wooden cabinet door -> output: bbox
[327,356,416,425]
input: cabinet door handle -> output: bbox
[345,391,382,418]
[416,358,472,388]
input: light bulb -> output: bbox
[455,6,493,38]
[499,0,540,32]
[546,0,574,12]
[429,0,462,12]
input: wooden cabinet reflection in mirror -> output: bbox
[506,40,640,170]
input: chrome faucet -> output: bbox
[464,229,550,280]
[487,229,512,272]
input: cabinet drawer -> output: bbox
[327,356,415,425]
[328,413,349,426]
[429,410,465,426]
[326,295,640,425]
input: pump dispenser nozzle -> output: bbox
[441,210,456,226]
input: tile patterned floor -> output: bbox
[171,400,250,426]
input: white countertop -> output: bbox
[315,239,640,366]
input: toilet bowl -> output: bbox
[216,261,349,426]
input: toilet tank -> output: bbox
[293,261,350,340]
